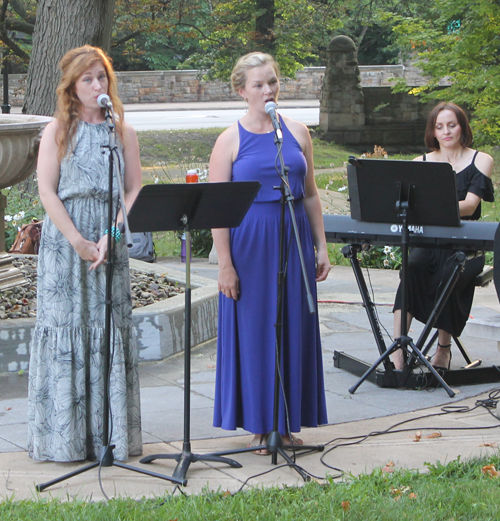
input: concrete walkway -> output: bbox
[1,257,500,501]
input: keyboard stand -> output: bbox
[333,244,500,390]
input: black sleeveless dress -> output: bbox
[393,151,494,336]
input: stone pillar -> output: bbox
[320,35,365,140]
[0,193,6,251]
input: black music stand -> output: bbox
[345,158,462,397]
[129,181,260,484]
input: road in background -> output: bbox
[125,107,319,131]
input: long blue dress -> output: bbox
[213,120,328,435]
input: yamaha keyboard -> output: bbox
[324,214,498,252]
[323,214,500,393]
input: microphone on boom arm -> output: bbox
[265,101,283,143]
[97,94,113,110]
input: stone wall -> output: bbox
[6,64,428,107]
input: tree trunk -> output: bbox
[23,0,116,116]
[255,0,275,53]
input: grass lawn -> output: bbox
[3,454,500,519]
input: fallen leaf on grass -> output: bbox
[409,492,417,499]
[390,486,410,496]
[482,465,499,477]
[413,431,421,442]
[382,461,395,473]
[341,501,351,512]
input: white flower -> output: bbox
[390,252,396,260]
[338,186,347,192]
[4,215,12,222]
[383,246,392,254]
[383,259,390,267]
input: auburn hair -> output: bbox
[55,45,124,162]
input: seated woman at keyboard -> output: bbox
[391,102,494,371]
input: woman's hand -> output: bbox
[87,234,109,271]
[315,247,331,282]
[218,264,240,300]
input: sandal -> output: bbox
[432,342,452,371]
[283,434,304,448]
[247,434,270,456]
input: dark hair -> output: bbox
[424,102,473,150]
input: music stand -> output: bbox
[129,181,261,484]
[346,157,461,397]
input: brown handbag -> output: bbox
[9,219,43,254]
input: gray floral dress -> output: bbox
[28,121,142,462]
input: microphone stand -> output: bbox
[36,104,183,492]
[263,120,324,479]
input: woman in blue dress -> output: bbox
[392,102,494,372]
[210,52,330,453]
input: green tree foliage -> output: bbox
[385,0,500,146]
[186,0,342,80]
[110,0,209,70]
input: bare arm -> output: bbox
[415,151,494,217]
[286,117,331,282]
[459,151,494,217]
[37,120,101,264]
[209,124,240,300]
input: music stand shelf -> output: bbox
[129,181,261,484]
[341,157,476,396]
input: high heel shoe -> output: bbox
[432,342,452,371]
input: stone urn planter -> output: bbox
[0,114,53,289]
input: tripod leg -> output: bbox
[406,341,455,397]
[36,462,99,492]
[348,341,401,394]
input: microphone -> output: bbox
[265,101,283,142]
[97,94,113,109]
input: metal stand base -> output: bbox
[334,350,500,389]
[36,445,184,492]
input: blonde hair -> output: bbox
[55,45,124,162]
[230,52,280,93]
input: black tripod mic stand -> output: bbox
[210,122,325,482]
[36,107,184,492]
